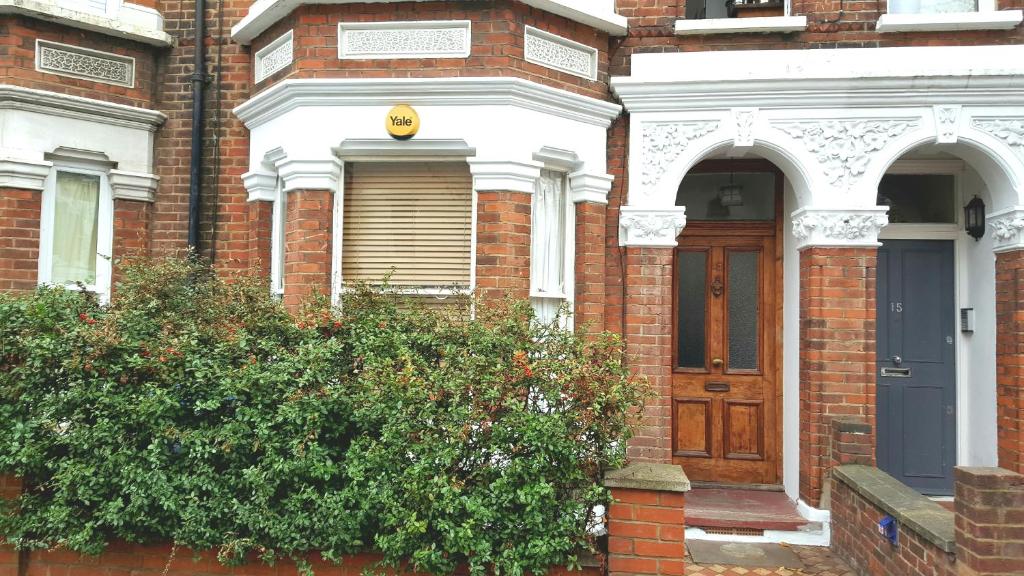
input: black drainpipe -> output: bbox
[187,0,207,252]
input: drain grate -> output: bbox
[698,526,765,537]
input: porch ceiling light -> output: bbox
[718,174,744,207]
[964,195,985,240]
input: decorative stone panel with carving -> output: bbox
[35,40,134,88]
[338,21,471,60]
[255,30,293,84]
[791,206,890,250]
[524,26,598,81]
[973,119,1024,163]
[774,119,918,190]
[619,206,688,247]
[640,121,719,194]
[988,207,1024,253]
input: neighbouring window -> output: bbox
[686,0,788,19]
[342,162,473,299]
[887,0,978,14]
[40,167,113,298]
[270,177,285,297]
[877,174,957,224]
[530,169,572,326]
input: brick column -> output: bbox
[283,189,333,311]
[475,190,532,302]
[571,172,613,334]
[995,249,1024,475]
[604,464,689,576]
[955,467,1024,576]
[247,200,274,279]
[794,207,886,508]
[0,187,43,292]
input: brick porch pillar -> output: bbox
[571,172,614,334]
[0,155,50,292]
[795,207,887,508]
[242,171,279,281]
[990,208,1024,475]
[955,466,1024,576]
[619,207,687,464]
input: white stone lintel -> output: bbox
[0,154,52,191]
[570,171,614,205]
[791,206,890,251]
[619,206,687,247]
[876,10,1023,33]
[988,206,1024,254]
[242,170,278,202]
[277,157,343,193]
[469,160,543,195]
[109,170,159,202]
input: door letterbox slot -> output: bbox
[881,367,911,378]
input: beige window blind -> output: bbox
[343,162,473,290]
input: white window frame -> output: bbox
[270,176,286,297]
[876,0,1022,31]
[530,169,575,329]
[38,161,114,302]
[673,0,808,35]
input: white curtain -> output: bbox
[531,170,566,324]
[51,172,100,285]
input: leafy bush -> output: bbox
[0,257,646,575]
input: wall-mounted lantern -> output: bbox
[964,196,986,241]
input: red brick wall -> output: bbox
[253,1,610,101]
[607,487,686,576]
[475,191,532,302]
[282,189,332,311]
[574,201,606,333]
[0,16,158,109]
[112,198,152,285]
[247,200,274,280]
[623,247,674,464]
[995,250,1024,475]
[799,247,877,507]
[0,187,42,292]
[830,472,957,576]
[955,467,1024,576]
[829,417,873,469]
[604,116,629,337]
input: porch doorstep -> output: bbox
[685,488,810,533]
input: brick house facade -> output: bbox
[2,0,1024,573]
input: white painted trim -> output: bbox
[277,157,343,192]
[469,160,543,194]
[0,84,166,131]
[231,0,626,44]
[108,169,158,202]
[876,10,1022,32]
[534,147,583,172]
[254,29,293,84]
[337,20,471,60]
[791,206,890,250]
[674,16,807,35]
[242,170,278,202]
[0,154,52,190]
[524,26,599,81]
[233,77,622,130]
[271,176,286,297]
[0,0,172,46]
[619,206,687,247]
[334,139,476,162]
[35,39,136,88]
[569,171,614,205]
[797,499,832,523]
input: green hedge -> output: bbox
[0,258,647,575]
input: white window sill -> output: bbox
[876,10,1023,32]
[674,16,808,35]
[0,0,172,46]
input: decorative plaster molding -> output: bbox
[109,170,159,202]
[619,206,687,247]
[0,154,52,190]
[524,26,598,81]
[988,207,1024,253]
[774,119,918,190]
[569,171,614,205]
[468,160,543,194]
[242,170,278,202]
[277,157,343,192]
[36,40,135,88]
[973,118,1024,150]
[732,108,757,148]
[790,207,889,250]
[641,121,719,191]
[338,21,471,60]
[0,84,166,131]
[933,105,962,144]
[534,147,583,172]
[255,29,293,83]
[233,78,622,130]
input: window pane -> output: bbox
[677,251,707,369]
[877,175,955,224]
[727,250,759,371]
[52,172,100,285]
[676,172,775,221]
[889,0,976,13]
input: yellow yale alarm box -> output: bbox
[386,104,420,140]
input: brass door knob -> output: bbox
[711,358,723,368]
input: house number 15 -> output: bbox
[891,302,903,313]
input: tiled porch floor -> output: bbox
[684,541,860,573]
[684,544,857,575]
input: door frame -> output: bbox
[671,159,785,486]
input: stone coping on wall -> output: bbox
[604,463,691,493]
[832,465,955,553]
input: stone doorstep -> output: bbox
[684,488,811,532]
[604,463,692,493]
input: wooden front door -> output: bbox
[672,224,779,485]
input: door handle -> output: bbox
[711,358,723,368]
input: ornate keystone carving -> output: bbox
[934,105,962,144]
[619,207,687,247]
[774,119,918,190]
[791,207,889,250]
[641,121,719,192]
[988,207,1024,253]
[733,108,758,148]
